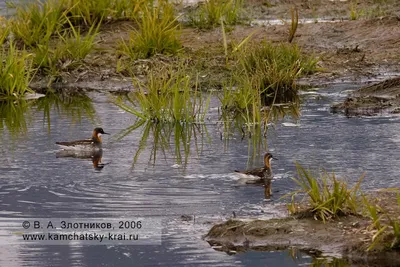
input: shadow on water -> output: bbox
[115,119,210,168]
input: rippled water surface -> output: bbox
[1,83,400,266]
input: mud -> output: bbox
[205,190,400,266]
[331,77,400,116]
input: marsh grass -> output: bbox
[235,41,318,105]
[9,0,67,47]
[0,42,33,99]
[188,0,243,29]
[364,191,400,251]
[118,1,181,60]
[113,64,210,123]
[33,19,100,77]
[286,163,365,223]
[0,18,10,46]
[219,41,316,133]
[66,0,148,25]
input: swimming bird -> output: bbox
[234,153,277,180]
[235,153,277,198]
[56,127,109,151]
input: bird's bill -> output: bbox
[272,156,278,160]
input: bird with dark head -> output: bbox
[56,127,109,151]
[235,153,277,179]
[235,153,278,198]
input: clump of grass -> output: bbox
[113,63,210,123]
[65,0,144,26]
[219,41,317,132]
[349,1,363,20]
[118,1,181,60]
[9,0,66,47]
[364,192,400,251]
[286,163,365,223]
[0,42,33,99]
[235,41,318,104]
[188,0,244,29]
[33,19,100,78]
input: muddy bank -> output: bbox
[331,77,400,116]
[205,190,400,266]
[26,0,400,92]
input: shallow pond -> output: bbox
[1,83,400,266]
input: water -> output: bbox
[1,83,399,266]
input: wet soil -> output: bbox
[331,77,400,116]
[29,0,400,93]
[205,190,400,266]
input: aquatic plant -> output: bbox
[187,0,243,29]
[235,41,318,105]
[219,41,315,133]
[118,1,181,60]
[113,63,210,123]
[286,163,365,223]
[0,42,33,99]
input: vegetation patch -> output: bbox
[187,0,244,29]
[0,42,33,99]
[113,62,210,123]
[118,1,181,60]
[286,163,365,223]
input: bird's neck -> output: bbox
[92,132,102,143]
[264,158,271,169]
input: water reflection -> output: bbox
[0,99,31,136]
[116,120,209,168]
[0,92,96,138]
[35,92,96,132]
[56,149,106,171]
